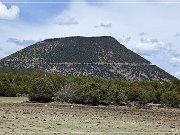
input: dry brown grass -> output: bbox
[0,97,179,135]
[0,97,28,103]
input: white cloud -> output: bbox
[54,15,78,26]
[0,2,20,20]
[170,57,180,66]
[174,71,180,79]
[173,49,180,57]
[134,38,169,56]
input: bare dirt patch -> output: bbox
[0,97,179,134]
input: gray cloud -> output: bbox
[118,36,131,44]
[140,38,158,44]
[94,23,112,28]
[54,16,78,26]
[175,33,180,37]
[139,32,146,36]
[7,38,36,46]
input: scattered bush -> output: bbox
[54,84,75,102]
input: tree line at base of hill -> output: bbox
[0,71,179,107]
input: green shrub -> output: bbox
[74,81,108,105]
[0,69,179,108]
[160,90,180,107]
[29,78,55,102]
[108,85,128,105]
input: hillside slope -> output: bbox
[0,36,176,81]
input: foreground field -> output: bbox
[0,97,179,135]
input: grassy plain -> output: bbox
[0,97,29,103]
[0,97,179,135]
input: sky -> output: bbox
[0,0,180,78]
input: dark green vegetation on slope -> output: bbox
[0,36,176,81]
[0,68,179,107]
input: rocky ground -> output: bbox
[0,97,179,135]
